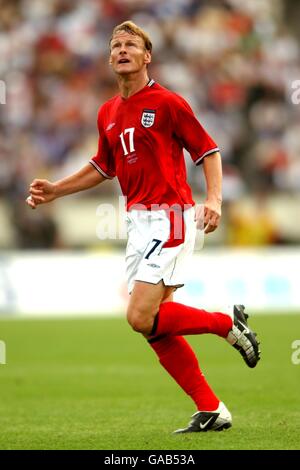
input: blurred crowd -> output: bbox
[1,0,300,248]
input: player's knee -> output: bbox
[127,309,154,335]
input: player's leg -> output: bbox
[150,302,260,369]
[127,280,224,419]
[130,281,254,368]
[159,291,260,370]
[146,284,232,432]
[126,280,171,334]
[151,301,233,338]
[127,279,233,338]
[161,288,174,303]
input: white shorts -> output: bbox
[125,207,196,294]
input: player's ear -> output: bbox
[144,51,151,65]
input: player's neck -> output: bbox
[117,72,150,99]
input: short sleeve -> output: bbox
[89,107,116,179]
[169,94,219,165]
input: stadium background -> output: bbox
[0,0,300,450]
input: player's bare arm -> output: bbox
[202,151,222,234]
[26,163,106,209]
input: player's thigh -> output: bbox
[127,280,174,330]
[161,287,175,303]
[128,280,166,317]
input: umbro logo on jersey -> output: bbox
[106,122,116,131]
[141,109,156,128]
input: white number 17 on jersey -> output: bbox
[119,127,135,155]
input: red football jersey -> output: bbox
[90,80,219,210]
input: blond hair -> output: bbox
[110,21,152,52]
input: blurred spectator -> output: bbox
[227,192,281,246]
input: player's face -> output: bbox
[109,32,151,75]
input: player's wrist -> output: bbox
[52,182,61,198]
[205,196,222,206]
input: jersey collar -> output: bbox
[120,79,156,101]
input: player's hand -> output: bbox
[26,179,57,209]
[203,198,222,234]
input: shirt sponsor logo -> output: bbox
[141,109,156,128]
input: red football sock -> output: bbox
[149,335,219,411]
[151,301,232,338]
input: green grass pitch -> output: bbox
[0,314,299,450]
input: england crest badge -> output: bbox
[141,109,156,128]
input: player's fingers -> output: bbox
[205,221,219,234]
[26,196,36,209]
[204,209,210,226]
[204,222,210,233]
[204,215,220,233]
[29,194,45,204]
[206,224,217,234]
[205,209,220,226]
[30,179,45,189]
[30,188,44,196]
[211,213,220,227]
[204,211,217,227]
[204,222,215,234]
[31,195,46,203]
